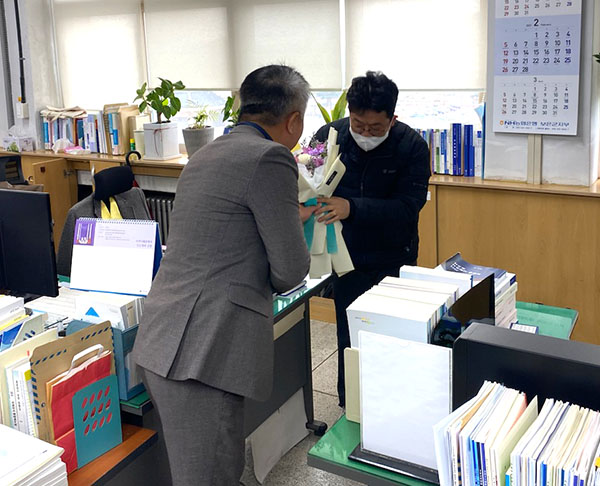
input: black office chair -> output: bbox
[0,155,26,185]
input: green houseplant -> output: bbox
[182,106,218,157]
[313,90,348,124]
[134,78,185,160]
[222,95,240,134]
[594,53,600,64]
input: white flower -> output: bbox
[296,153,312,165]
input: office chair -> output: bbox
[56,161,151,277]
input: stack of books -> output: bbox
[0,424,67,485]
[346,275,459,346]
[434,381,600,486]
[40,104,146,155]
[438,253,518,329]
[416,124,483,177]
[0,296,44,352]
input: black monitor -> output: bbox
[0,188,59,298]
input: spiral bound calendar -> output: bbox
[492,0,582,135]
[70,218,161,296]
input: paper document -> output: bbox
[70,218,159,296]
[359,330,451,470]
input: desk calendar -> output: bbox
[492,0,582,135]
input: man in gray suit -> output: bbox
[133,65,313,485]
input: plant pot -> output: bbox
[143,122,180,160]
[182,127,215,157]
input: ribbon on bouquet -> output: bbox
[303,198,338,254]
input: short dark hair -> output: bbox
[347,71,398,119]
[239,65,310,125]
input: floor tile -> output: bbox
[310,319,338,370]
[312,351,339,398]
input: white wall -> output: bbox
[4,0,59,146]
[484,0,600,186]
[541,0,599,186]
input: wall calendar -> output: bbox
[492,0,582,135]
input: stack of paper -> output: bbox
[400,265,474,298]
[346,277,458,347]
[360,331,451,471]
[75,292,144,331]
[437,253,518,328]
[0,424,67,485]
[0,296,27,350]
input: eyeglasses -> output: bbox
[349,117,392,137]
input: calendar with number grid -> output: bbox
[492,0,581,135]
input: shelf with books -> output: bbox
[415,124,483,178]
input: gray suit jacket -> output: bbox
[56,187,151,276]
[132,125,310,401]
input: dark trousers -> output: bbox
[141,368,245,486]
[333,265,403,407]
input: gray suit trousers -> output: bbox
[141,368,245,486]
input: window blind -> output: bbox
[144,0,342,90]
[53,0,146,108]
[345,0,487,90]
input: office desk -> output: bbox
[121,277,331,437]
[68,424,157,486]
[308,415,432,486]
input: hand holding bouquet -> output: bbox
[296,127,353,279]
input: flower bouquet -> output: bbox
[296,127,354,279]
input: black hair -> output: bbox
[347,71,399,119]
[239,65,310,125]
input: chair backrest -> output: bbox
[0,155,26,185]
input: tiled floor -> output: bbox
[240,320,362,486]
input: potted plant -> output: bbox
[313,90,348,124]
[134,78,185,160]
[182,107,217,157]
[222,95,240,134]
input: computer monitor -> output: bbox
[0,188,59,298]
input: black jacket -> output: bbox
[314,117,430,271]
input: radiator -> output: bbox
[146,195,174,245]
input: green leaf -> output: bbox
[150,99,162,112]
[173,80,185,90]
[312,94,331,124]
[173,99,182,114]
[162,105,172,119]
[594,53,600,64]
[331,90,347,121]
[139,101,147,113]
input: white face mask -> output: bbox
[349,126,389,152]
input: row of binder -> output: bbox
[434,380,600,486]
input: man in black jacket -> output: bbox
[314,71,431,407]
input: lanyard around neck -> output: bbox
[236,121,273,141]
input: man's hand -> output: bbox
[315,197,350,224]
[299,204,318,223]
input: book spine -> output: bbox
[475,130,483,178]
[111,113,120,155]
[5,368,17,427]
[452,123,461,176]
[13,368,27,433]
[77,118,85,148]
[42,116,50,150]
[435,129,441,174]
[24,369,37,437]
